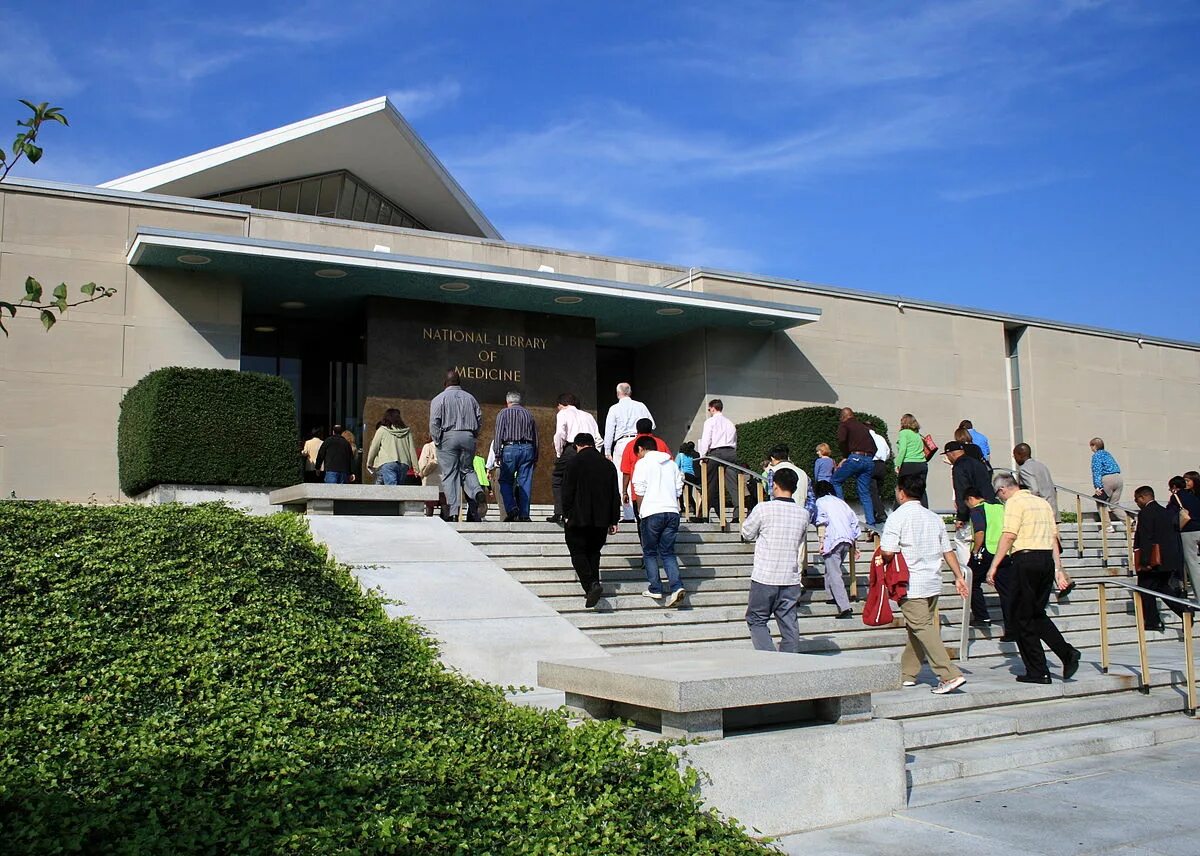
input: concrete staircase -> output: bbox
[456,511,1199,790]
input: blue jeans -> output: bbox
[499,442,536,519]
[323,471,349,484]
[641,511,682,595]
[832,453,876,525]
[377,461,406,486]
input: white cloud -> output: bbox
[0,21,81,97]
[387,80,463,119]
[939,169,1090,202]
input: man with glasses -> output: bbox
[985,473,1081,684]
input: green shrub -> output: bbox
[736,406,895,504]
[118,367,298,495]
[0,503,768,854]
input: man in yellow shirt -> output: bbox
[985,472,1081,685]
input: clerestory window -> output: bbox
[208,170,428,230]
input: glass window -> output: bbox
[351,185,368,221]
[317,175,341,217]
[239,190,261,208]
[378,201,392,224]
[363,194,381,223]
[298,179,320,216]
[279,181,300,213]
[337,178,357,220]
[258,184,280,211]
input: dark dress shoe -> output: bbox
[546,515,561,524]
[585,583,604,609]
[836,609,854,619]
[1063,649,1081,680]
[998,635,1016,643]
[970,618,992,628]
[1016,674,1052,685]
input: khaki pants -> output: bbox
[900,596,961,683]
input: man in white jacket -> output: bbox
[632,435,686,607]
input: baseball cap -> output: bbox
[942,440,965,454]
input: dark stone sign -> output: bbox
[363,296,598,504]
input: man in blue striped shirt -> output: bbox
[493,391,539,522]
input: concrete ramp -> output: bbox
[306,516,606,694]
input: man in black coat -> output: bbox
[561,433,622,608]
[944,441,996,525]
[1133,485,1188,632]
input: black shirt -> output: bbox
[316,435,354,474]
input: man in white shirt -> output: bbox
[880,471,971,694]
[869,427,892,526]
[631,436,686,607]
[603,382,654,520]
[813,481,859,619]
[548,393,602,524]
[742,468,810,653]
[697,398,738,520]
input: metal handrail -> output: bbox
[991,466,1139,515]
[697,454,766,483]
[1089,578,1196,715]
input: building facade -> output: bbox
[1,97,1197,509]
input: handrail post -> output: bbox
[1131,590,1150,694]
[1100,505,1110,569]
[700,459,709,523]
[757,481,765,505]
[737,473,747,527]
[1075,495,1084,556]
[849,544,858,602]
[958,564,971,662]
[717,465,727,532]
[1098,582,1109,674]
[1126,523,1135,572]
[1184,610,1196,716]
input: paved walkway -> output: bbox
[778,736,1200,855]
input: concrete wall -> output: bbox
[1018,325,1200,501]
[0,185,244,500]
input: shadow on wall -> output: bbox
[140,269,243,368]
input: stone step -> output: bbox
[484,541,757,557]
[900,691,1183,751]
[598,623,1183,655]
[563,597,1130,630]
[905,713,1200,788]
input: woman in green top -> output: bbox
[894,413,930,508]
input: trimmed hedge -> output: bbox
[0,503,769,854]
[736,405,895,504]
[118,367,297,496]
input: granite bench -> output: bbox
[538,648,900,741]
[269,483,440,516]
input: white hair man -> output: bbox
[603,382,654,522]
[492,390,538,522]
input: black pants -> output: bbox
[897,462,929,508]
[869,460,889,523]
[706,446,739,512]
[550,443,578,518]
[987,554,1016,628]
[564,525,608,593]
[1011,550,1075,679]
[1136,569,1185,630]
[967,553,992,622]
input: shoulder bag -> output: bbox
[921,434,938,461]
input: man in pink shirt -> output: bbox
[697,398,738,520]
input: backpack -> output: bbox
[863,546,910,627]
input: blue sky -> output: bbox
[3,0,1198,341]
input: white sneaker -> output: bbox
[1107,524,1119,534]
[641,589,661,600]
[665,588,686,607]
[932,676,966,695]
[902,679,918,687]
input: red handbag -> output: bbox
[922,433,939,461]
[863,546,910,627]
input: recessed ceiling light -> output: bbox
[748,319,775,327]
[280,300,306,309]
[177,254,211,265]
[596,331,620,339]
[656,307,684,316]
[315,268,347,279]
[253,325,277,333]
[554,295,583,304]
[440,281,470,292]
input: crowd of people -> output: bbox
[302,375,1200,695]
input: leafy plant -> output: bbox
[118,368,300,495]
[736,405,895,504]
[0,100,118,335]
[0,503,770,854]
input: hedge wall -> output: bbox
[736,405,895,504]
[0,503,768,854]
[118,367,298,496]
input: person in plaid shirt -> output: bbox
[742,468,810,653]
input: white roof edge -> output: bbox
[99,96,502,241]
[100,97,390,191]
